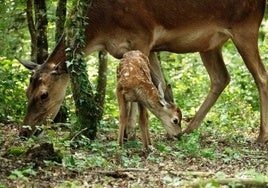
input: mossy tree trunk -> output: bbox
[65,0,101,139]
[96,51,108,119]
[55,0,67,42]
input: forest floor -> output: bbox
[0,123,268,188]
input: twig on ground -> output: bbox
[96,168,149,174]
[169,171,214,177]
[70,128,88,141]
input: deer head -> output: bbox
[16,57,69,137]
[157,83,182,137]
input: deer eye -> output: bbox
[40,92,48,100]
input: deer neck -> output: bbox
[147,100,165,120]
[137,87,164,120]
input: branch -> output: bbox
[169,171,214,177]
[70,127,88,141]
[186,178,268,188]
[26,0,37,62]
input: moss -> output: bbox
[7,146,27,156]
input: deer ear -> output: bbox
[15,57,38,70]
[158,83,168,106]
[164,84,174,103]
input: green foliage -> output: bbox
[7,146,27,156]
[0,0,29,59]
[177,131,201,157]
[57,181,84,188]
[1,2,268,187]
[0,57,28,123]
[0,181,6,188]
[8,164,36,182]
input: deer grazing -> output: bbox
[116,50,182,150]
[17,0,268,144]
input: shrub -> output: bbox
[0,57,29,123]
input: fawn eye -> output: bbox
[172,118,179,124]
[40,92,48,100]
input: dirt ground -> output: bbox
[0,123,267,188]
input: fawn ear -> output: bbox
[158,83,168,106]
[164,84,174,103]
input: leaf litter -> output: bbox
[0,123,267,187]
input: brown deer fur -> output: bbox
[17,0,268,143]
[116,51,181,150]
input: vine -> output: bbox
[65,0,101,140]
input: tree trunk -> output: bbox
[34,0,48,63]
[26,0,36,62]
[26,0,48,63]
[96,51,108,119]
[55,0,67,42]
[65,0,101,139]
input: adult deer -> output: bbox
[116,50,182,150]
[18,0,268,143]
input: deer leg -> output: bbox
[184,47,230,133]
[138,103,151,151]
[232,31,268,144]
[125,102,137,141]
[124,54,156,142]
[149,52,166,98]
[149,52,176,104]
[117,91,129,147]
[149,52,166,87]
